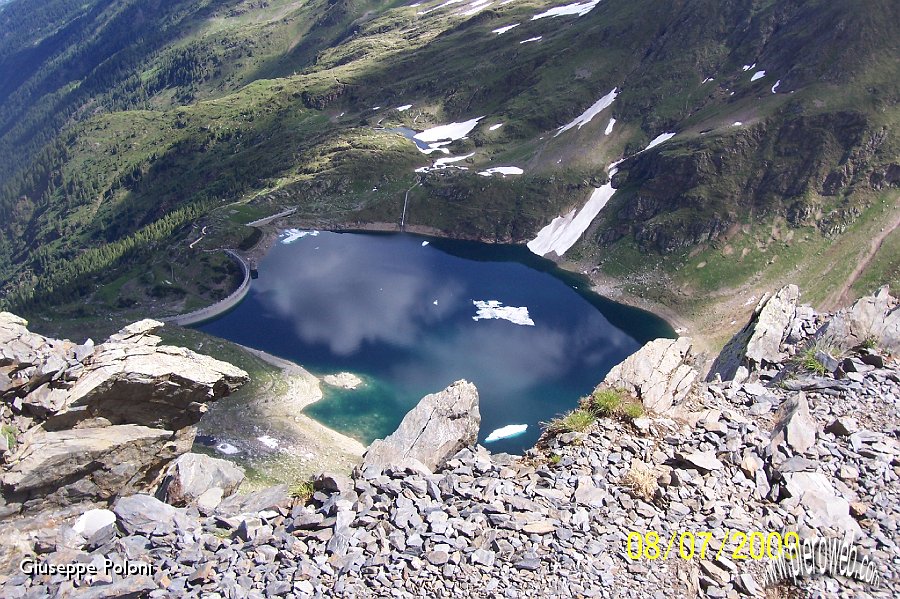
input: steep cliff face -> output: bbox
[603,110,897,254]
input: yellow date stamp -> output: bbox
[626,530,802,561]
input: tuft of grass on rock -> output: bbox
[621,402,645,421]
[545,409,596,435]
[591,388,624,416]
[290,480,315,502]
[621,460,657,501]
[588,387,646,421]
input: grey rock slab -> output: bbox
[769,392,816,456]
[678,451,724,472]
[113,494,194,536]
[156,452,244,507]
[362,380,480,472]
[603,337,698,413]
[708,285,799,380]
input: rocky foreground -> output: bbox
[0,286,899,598]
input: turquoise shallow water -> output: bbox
[197,231,674,454]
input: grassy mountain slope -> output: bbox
[0,0,897,332]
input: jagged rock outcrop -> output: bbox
[707,284,801,382]
[602,337,697,413]
[1,425,192,513]
[361,380,480,473]
[156,452,245,510]
[0,314,248,520]
[818,285,900,352]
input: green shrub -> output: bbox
[545,409,596,435]
[621,402,645,420]
[289,480,315,502]
[591,388,624,416]
[798,347,827,375]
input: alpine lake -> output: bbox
[195,230,673,458]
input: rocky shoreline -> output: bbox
[0,286,898,597]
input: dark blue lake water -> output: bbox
[197,231,673,454]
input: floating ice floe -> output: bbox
[750,70,766,82]
[771,80,781,93]
[258,435,279,449]
[281,229,320,244]
[644,132,676,151]
[604,117,616,135]
[492,23,520,34]
[555,88,617,137]
[478,166,524,176]
[485,424,528,442]
[520,36,542,44]
[216,442,240,455]
[472,300,535,326]
[742,63,755,71]
[489,123,504,131]
[532,0,600,20]
[422,240,430,246]
[433,300,439,305]
[397,104,413,111]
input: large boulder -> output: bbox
[769,392,817,458]
[817,285,900,353]
[781,472,861,537]
[1,425,192,513]
[362,380,480,472]
[603,337,698,413]
[64,320,249,430]
[156,452,245,508]
[113,494,195,536]
[707,285,800,381]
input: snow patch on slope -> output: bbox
[532,0,601,20]
[554,88,618,137]
[492,23,520,34]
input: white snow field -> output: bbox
[397,104,413,111]
[472,300,535,326]
[644,132,676,151]
[532,0,601,20]
[489,123,504,130]
[604,117,616,135]
[413,117,483,143]
[771,80,781,93]
[519,36,543,44]
[554,88,618,137]
[492,23,520,34]
[478,166,524,176]
[528,129,677,257]
[750,70,766,81]
[527,182,616,256]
